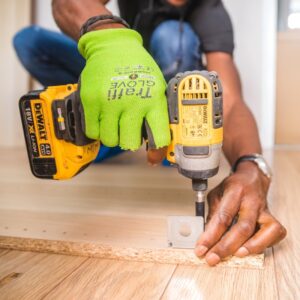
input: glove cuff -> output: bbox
[78,29,143,59]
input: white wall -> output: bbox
[0,0,31,147]
[35,0,59,31]
[223,0,277,148]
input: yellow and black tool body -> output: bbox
[166,71,223,248]
[19,84,100,180]
[167,70,223,184]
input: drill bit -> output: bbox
[195,190,206,218]
[192,179,207,219]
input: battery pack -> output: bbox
[19,85,100,180]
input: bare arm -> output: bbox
[52,0,189,40]
[52,0,121,40]
[206,52,262,165]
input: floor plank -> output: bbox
[0,249,9,257]
[44,259,175,300]
[270,150,300,299]
[0,251,47,278]
[162,248,278,300]
[0,250,87,300]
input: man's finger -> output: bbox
[147,147,167,165]
[235,211,287,257]
[206,187,223,223]
[119,113,144,150]
[195,184,242,257]
[99,115,119,147]
[204,200,259,265]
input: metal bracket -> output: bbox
[167,216,204,249]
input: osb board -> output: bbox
[0,210,264,268]
[0,236,264,268]
[0,148,264,268]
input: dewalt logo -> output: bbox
[34,103,48,141]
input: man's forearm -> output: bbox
[206,52,262,165]
[223,101,262,165]
[52,0,113,40]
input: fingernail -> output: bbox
[235,247,249,257]
[148,162,158,167]
[206,253,221,266]
[195,245,208,257]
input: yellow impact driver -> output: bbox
[19,71,222,247]
[166,71,223,248]
[19,84,100,180]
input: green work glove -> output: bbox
[78,28,170,151]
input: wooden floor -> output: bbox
[0,147,299,299]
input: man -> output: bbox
[13,0,286,266]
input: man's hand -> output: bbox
[195,162,287,266]
[78,28,170,158]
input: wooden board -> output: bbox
[1,147,300,298]
[0,148,264,268]
[0,235,264,268]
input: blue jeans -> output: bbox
[150,20,201,81]
[13,21,201,162]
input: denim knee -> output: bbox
[150,20,202,80]
[13,25,44,69]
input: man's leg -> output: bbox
[150,20,202,82]
[13,25,123,161]
[13,25,85,85]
